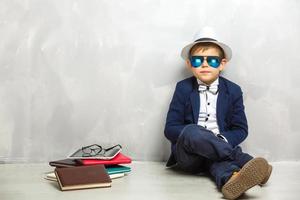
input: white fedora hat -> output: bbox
[181,27,232,61]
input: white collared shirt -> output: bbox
[197,78,220,136]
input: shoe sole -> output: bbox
[260,164,273,185]
[222,157,269,200]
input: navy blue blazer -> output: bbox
[164,76,248,167]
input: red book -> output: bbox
[78,153,132,166]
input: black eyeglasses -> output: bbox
[81,144,122,157]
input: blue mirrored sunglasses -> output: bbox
[190,56,221,68]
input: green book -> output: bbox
[105,165,131,175]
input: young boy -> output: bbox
[164,27,272,200]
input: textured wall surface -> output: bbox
[0,0,299,163]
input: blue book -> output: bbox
[106,165,131,175]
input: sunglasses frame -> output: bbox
[189,56,222,68]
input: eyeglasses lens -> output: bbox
[190,56,220,68]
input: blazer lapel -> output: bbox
[217,78,229,127]
[190,78,200,123]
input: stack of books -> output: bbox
[46,146,132,191]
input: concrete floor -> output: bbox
[0,161,299,200]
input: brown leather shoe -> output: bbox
[221,157,269,200]
[260,164,273,185]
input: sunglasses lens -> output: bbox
[207,57,220,68]
[190,56,203,68]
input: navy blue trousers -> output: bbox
[175,124,253,189]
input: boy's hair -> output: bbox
[189,42,225,59]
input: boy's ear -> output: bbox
[218,58,227,72]
[186,59,192,69]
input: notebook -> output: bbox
[68,145,122,160]
[45,172,57,181]
[45,171,125,181]
[46,165,130,180]
[78,153,132,166]
[109,173,125,179]
[54,165,111,191]
[49,159,82,168]
[106,165,131,174]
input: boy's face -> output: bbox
[186,46,227,85]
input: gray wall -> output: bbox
[0,0,299,163]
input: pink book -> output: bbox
[78,153,132,166]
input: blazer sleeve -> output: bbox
[164,83,187,144]
[221,87,248,147]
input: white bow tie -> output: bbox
[198,84,219,94]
